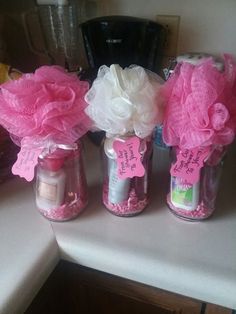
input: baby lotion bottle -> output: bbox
[36,153,66,215]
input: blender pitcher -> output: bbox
[23,0,80,71]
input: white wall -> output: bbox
[107,0,236,57]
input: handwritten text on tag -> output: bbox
[113,137,145,179]
[12,147,42,182]
[170,147,210,184]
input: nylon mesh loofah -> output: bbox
[85,64,164,138]
[0,65,91,149]
[163,55,236,149]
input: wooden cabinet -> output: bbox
[204,304,232,314]
[25,261,232,314]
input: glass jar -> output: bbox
[167,146,225,221]
[36,142,87,221]
[102,135,153,217]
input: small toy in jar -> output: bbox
[85,64,164,216]
[163,54,236,221]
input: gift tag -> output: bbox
[170,147,210,184]
[113,137,145,179]
[12,147,42,182]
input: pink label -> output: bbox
[12,147,42,182]
[170,147,210,184]
[113,137,145,179]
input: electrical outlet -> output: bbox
[156,15,180,57]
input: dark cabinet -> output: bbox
[25,261,232,314]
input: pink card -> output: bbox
[170,147,211,184]
[113,137,145,179]
[12,147,42,182]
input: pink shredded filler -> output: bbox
[0,66,91,147]
[166,194,214,220]
[38,196,88,221]
[103,178,148,216]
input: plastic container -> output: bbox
[102,135,153,217]
[36,142,87,221]
[23,0,80,71]
[167,146,225,221]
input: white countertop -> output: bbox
[0,179,59,314]
[52,139,236,310]
[1,138,236,313]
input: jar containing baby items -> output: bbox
[36,142,88,221]
[163,54,236,221]
[102,135,152,216]
[85,64,164,216]
[0,65,91,220]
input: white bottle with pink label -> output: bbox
[36,143,88,221]
[36,165,66,211]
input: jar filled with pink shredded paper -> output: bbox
[102,135,153,217]
[36,142,88,221]
[167,146,225,221]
